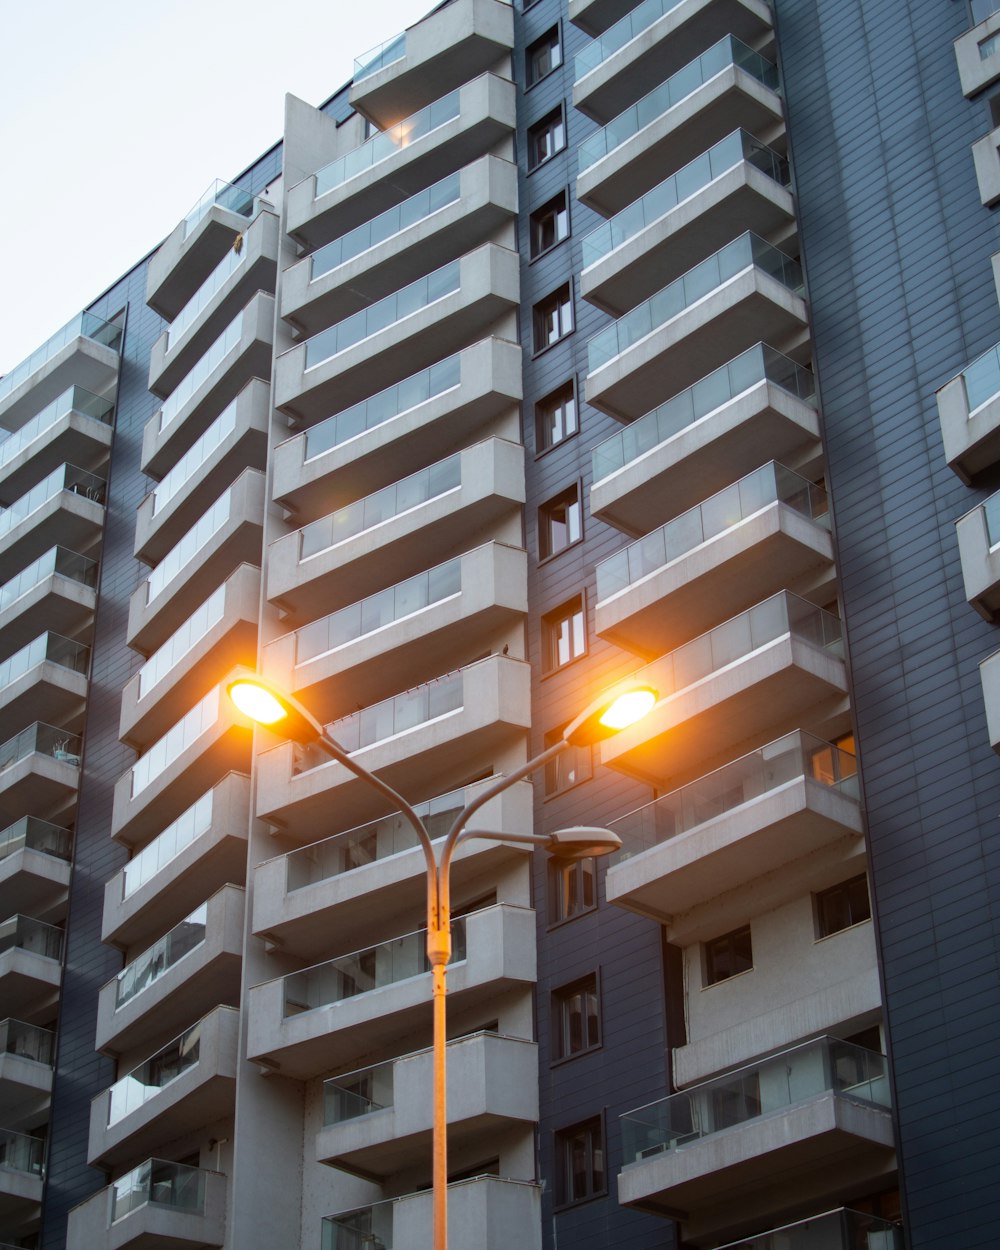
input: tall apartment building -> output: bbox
[2,0,999,1246]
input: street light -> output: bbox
[228,673,656,1250]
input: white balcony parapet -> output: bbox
[0,385,113,503]
[0,462,105,568]
[0,546,98,661]
[0,312,121,430]
[937,340,1000,482]
[955,5,1000,97]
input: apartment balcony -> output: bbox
[574,0,773,123]
[0,311,121,432]
[0,1127,44,1228]
[0,1020,54,1129]
[110,683,252,849]
[937,344,1000,483]
[67,1158,227,1250]
[606,731,861,925]
[286,73,516,249]
[0,632,90,738]
[955,6,1000,97]
[275,243,519,422]
[0,463,106,583]
[955,489,1000,621]
[618,1037,894,1246]
[580,131,793,316]
[140,292,274,482]
[272,337,521,521]
[600,594,848,789]
[267,437,524,625]
[0,723,81,828]
[126,468,265,657]
[714,1208,904,1250]
[264,542,527,721]
[149,209,279,399]
[0,818,71,923]
[587,234,805,421]
[247,902,536,1080]
[103,773,250,952]
[0,915,62,1022]
[349,0,514,128]
[316,1031,537,1177]
[0,385,113,503]
[322,1176,541,1250]
[576,37,783,218]
[595,463,833,656]
[590,345,819,533]
[146,175,257,320]
[88,1007,239,1170]
[120,565,260,750]
[94,885,243,1059]
[0,547,98,661]
[253,779,531,959]
[282,156,518,335]
[254,654,531,840]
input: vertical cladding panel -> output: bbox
[774,0,1000,1244]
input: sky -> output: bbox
[0,0,438,375]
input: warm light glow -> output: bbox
[598,688,656,731]
[229,680,289,726]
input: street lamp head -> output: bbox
[227,676,325,746]
[547,826,622,860]
[562,682,657,747]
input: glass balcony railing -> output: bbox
[0,816,72,865]
[591,343,814,483]
[168,239,248,348]
[281,914,468,1017]
[0,463,106,539]
[137,584,226,700]
[182,178,254,238]
[158,313,244,434]
[576,0,690,76]
[596,462,826,600]
[0,312,123,406]
[130,687,220,798]
[981,489,1000,547]
[714,1207,904,1250]
[320,670,463,758]
[578,36,779,173]
[0,631,89,690]
[581,131,789,268]
[311,172,462,281]
[298,453,460,560]
[0,545,98,614]
[112,1157,209,1220]
[0,386,114,473]
[587,233,803,374]
[609,730,857,863]
[303,259,461,371]
[152,398,238,518]
[107,1017,205,1126]
[121,788,215,900]
[354,30,407,81]
[314,89,461,196]
[294,553,461,663]
[113,902,208,1009]
[961,341,1000,413]
[146,487,232,604]
[0,1128,45,1178]
[301,354,461,462]
[0,1018,55,1066]
[0,722,82,772]
[0,914,63,962]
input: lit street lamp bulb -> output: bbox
[229,680,288,726]
[598,688,656,731]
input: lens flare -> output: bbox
[229,681,289,726]
[598,688,656,731]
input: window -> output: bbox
[539,484,582,558]
[543,595,585,671]
[704,925,753,985]
[555,1116,606,1206]
[553,972,601,1060]
[548,855,596,923]
[533,283,574,352]
[530,191,569,258]
[535,381,577,451]
[527,27,562,86]
[528,108,566,170]
[816,874,871,937]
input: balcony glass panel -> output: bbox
[0,816,72,864]
[107,1019,203,1126]
[972,0,1000,24]
[158,313,244,434]
[130,687,220,798]
[303,259,461,370]
[314,89,461,196]
[112,1157,208,1220]
[0,632,89,690]
[282,914,468,1017]
[578,36,779,173]
[714,1208,904,1250]
[137,585,226,699]
[596,462,826,600]
[152,398,238,517]
[0,722,82,772]
[0,463,106,538]
[0,1018,54,1066]
[983,490,1000,547]
[0,1128,45,1178]
[354,30,408,81]
[168,241,248,347]
[621,1036,889,1164]
[0,312,123,406]
[114,902,208,1009]
[320,670,463,756]
[294,555,461,663]
[302,354,461,461]
[298,454,460,560]
[0,914,63,962]
[0,386,114,473]
[311,172,462,280]
[591,344,815,482]
[587,234,803,373]
[121,789,215,900]
[581,131,789,268]
[576,0,687,76]
[0,546,98,614]
[962,342,1000,413]
[182,178,254,238]
[146,487,232,604]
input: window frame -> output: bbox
[526,25,563,88]
[703,924,753,986]
[527,106,567,172]
[529,189,570,261]
[554,1114,607,1209]
[552,970,602,1063]
[815,874,872,939]
[534,379,578,454]
[542,593,587,673]
[532,282,575,355]
[547,853,597,925]
[538,481,583,560]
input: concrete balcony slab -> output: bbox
[0,844,71,923]
[0,751,79,829]
[0,946,61,1024]
[0,405,113,504]
[0,335,119,434]
[66,1162,227,1250]
[0,1048,53,1131]
[936,363,1000,483]
[0,487,104,585]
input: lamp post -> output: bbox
[228,674,656,1250]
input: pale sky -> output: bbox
[0,0,438,375]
